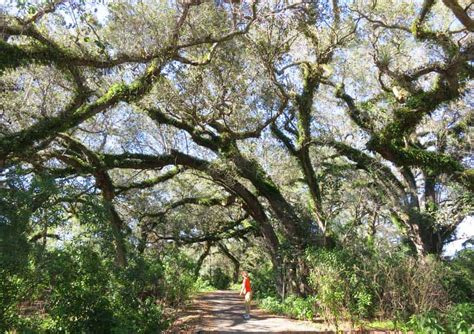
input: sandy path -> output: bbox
[167,290,330,333]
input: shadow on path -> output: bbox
[167,290,335,333]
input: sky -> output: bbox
[444,216,474,256]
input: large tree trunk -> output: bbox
[95,172,127,267]
[408,211,450,257]
[392,209,450,258]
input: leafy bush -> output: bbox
[247,264,278,299]
[0,174,34,331]
[407,311,445,334]
[161,250,198,304]
[259,296,284,314]
[306,248,374,327]
[445,303,474,334]
[228,282,242,291]
[111,295,167,334]
[259,295,317,321]
[4,244,192,333]
[110,254,168,333]
[306,245,452,327]
[282,295,317,321]
[193,277,216,292]
[443,249,474,303]
[203,267,232,290]
[43,246,115,333]
[405,303,474,334]
[373,254,449,320]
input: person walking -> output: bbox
[239,271,252,320]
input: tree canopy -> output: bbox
[0,0,473,331]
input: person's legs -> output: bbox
[244,292,252,318]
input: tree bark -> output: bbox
[217,242,240,283]
[442,0,474,32]
[195,242,212,278]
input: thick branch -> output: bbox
[152,214,253,245]
[115,168,181,195]
[442,0,474,31]
[0,61,164,161]
[334,83,374,133]
[143,195,236,220]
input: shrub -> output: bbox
[259,295,317,321]
[110,254,168,333]
[442,249,474,303]
[206,267,232,290]
[193,277,215,292]
[306,248,374,327]
[282,295,317,321]
[161,250,196,305]
[308,246,450,322]
[445,303,474,334]
[372,254,449,320]
[259,296,284,314]
[248,264,278,299]
[404,303,474,334]
[0,181,33,331]
[111,295,167,334]
[12,246,173,333]
[407,311,445,334]
[43,246,115,333]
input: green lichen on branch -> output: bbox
[368,136,467,181]
[295,64,320,145]
[335,83,374,132]
[379,79,460,140]
[0,61,162,159]
[411,25,459,58]
[398,148,462,173]
[0,40,58,73]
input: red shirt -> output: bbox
[243,277,251,293]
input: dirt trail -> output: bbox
[166,290,331,333]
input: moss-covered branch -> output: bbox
[142,194,237,220]
[115,168,182,195]
[0,61,163,161]
[311,138,406,197]
[335,83,375,132]
[151,214,254,245]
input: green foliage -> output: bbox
[0,240,195,332]
[247,264,278,299]
[282,295,317,321]
[203,267,232,290]
[0,172,54,331]
[306,248,374,327]
[228,282,242,291]
[445,303,474,334]
[2,1,474,332]
[259,296,284,314]
[0,40,54,74]
[259,295,317,321]
[42,246,115,332]
[406,304,474,334]
[303,246,455,328]
[193,277,216,292]
[110,295,166,334]
[108,254,168,333]
[161,250,196,304]
[408,311,446,334]
[442,249,474,303]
